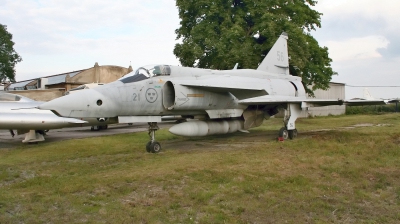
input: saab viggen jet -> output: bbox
[39,33,387,152]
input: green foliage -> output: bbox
[174,0,336,95]
[0,24,22,82]
[346,104,398,115]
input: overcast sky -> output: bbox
[1,0,399,98]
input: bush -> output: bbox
[346,104,398,115]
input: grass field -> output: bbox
[1,114,400,223]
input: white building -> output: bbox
[305,82,346,117]
[276,82,346,118]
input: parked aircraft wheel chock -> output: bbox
[147,122,161,153]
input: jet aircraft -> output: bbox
[39,33,387,152]
[0,92,116,143]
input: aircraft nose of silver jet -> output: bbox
[38,89,117,118]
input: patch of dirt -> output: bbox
[0,140,21,149]
[163,131,280,152]
[350,123,392,128]
[352,123,374,127]
[163,122,395,152]
[305,123,393,133]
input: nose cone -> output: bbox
[39,89,117,118]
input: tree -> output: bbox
[174,0,337,95]
[0,24,22,82]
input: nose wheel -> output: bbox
[146,122,161,153]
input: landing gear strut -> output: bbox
[146,122,161,153]
[278,103,301,140]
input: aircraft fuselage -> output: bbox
[39,65,306,121]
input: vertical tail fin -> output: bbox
[363,88,374,100]
[257,32,289,75]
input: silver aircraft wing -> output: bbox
[344,99,389,106]
[172,76,268,99]
[174,76,267,91]
[239,95,388,107]
[174,78,389,106]
[238,96,343,106]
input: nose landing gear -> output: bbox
[146,122,161,153]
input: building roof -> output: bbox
[47,71,81,85]
[7,80,35,89]
[330,82,345,85]
[7,68,89,89]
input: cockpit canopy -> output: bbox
[119,65,171,84]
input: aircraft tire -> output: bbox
[149,141,162,153]
[146,141,152,152]
[278,127,289,140]
[100,125,108,130]
[288,129,298,139]
[91,126,100,131]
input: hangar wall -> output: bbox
[5,63,133,101]
[275,82,346,118]
[9,89,65,101]
[65,63,132,86]
[304,82,346,117]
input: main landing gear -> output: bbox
[278,127,298,140]
[91,125,108,131]
[146,122,161,153]
[278,103,301,140]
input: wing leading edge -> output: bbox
[238,95,388,107]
